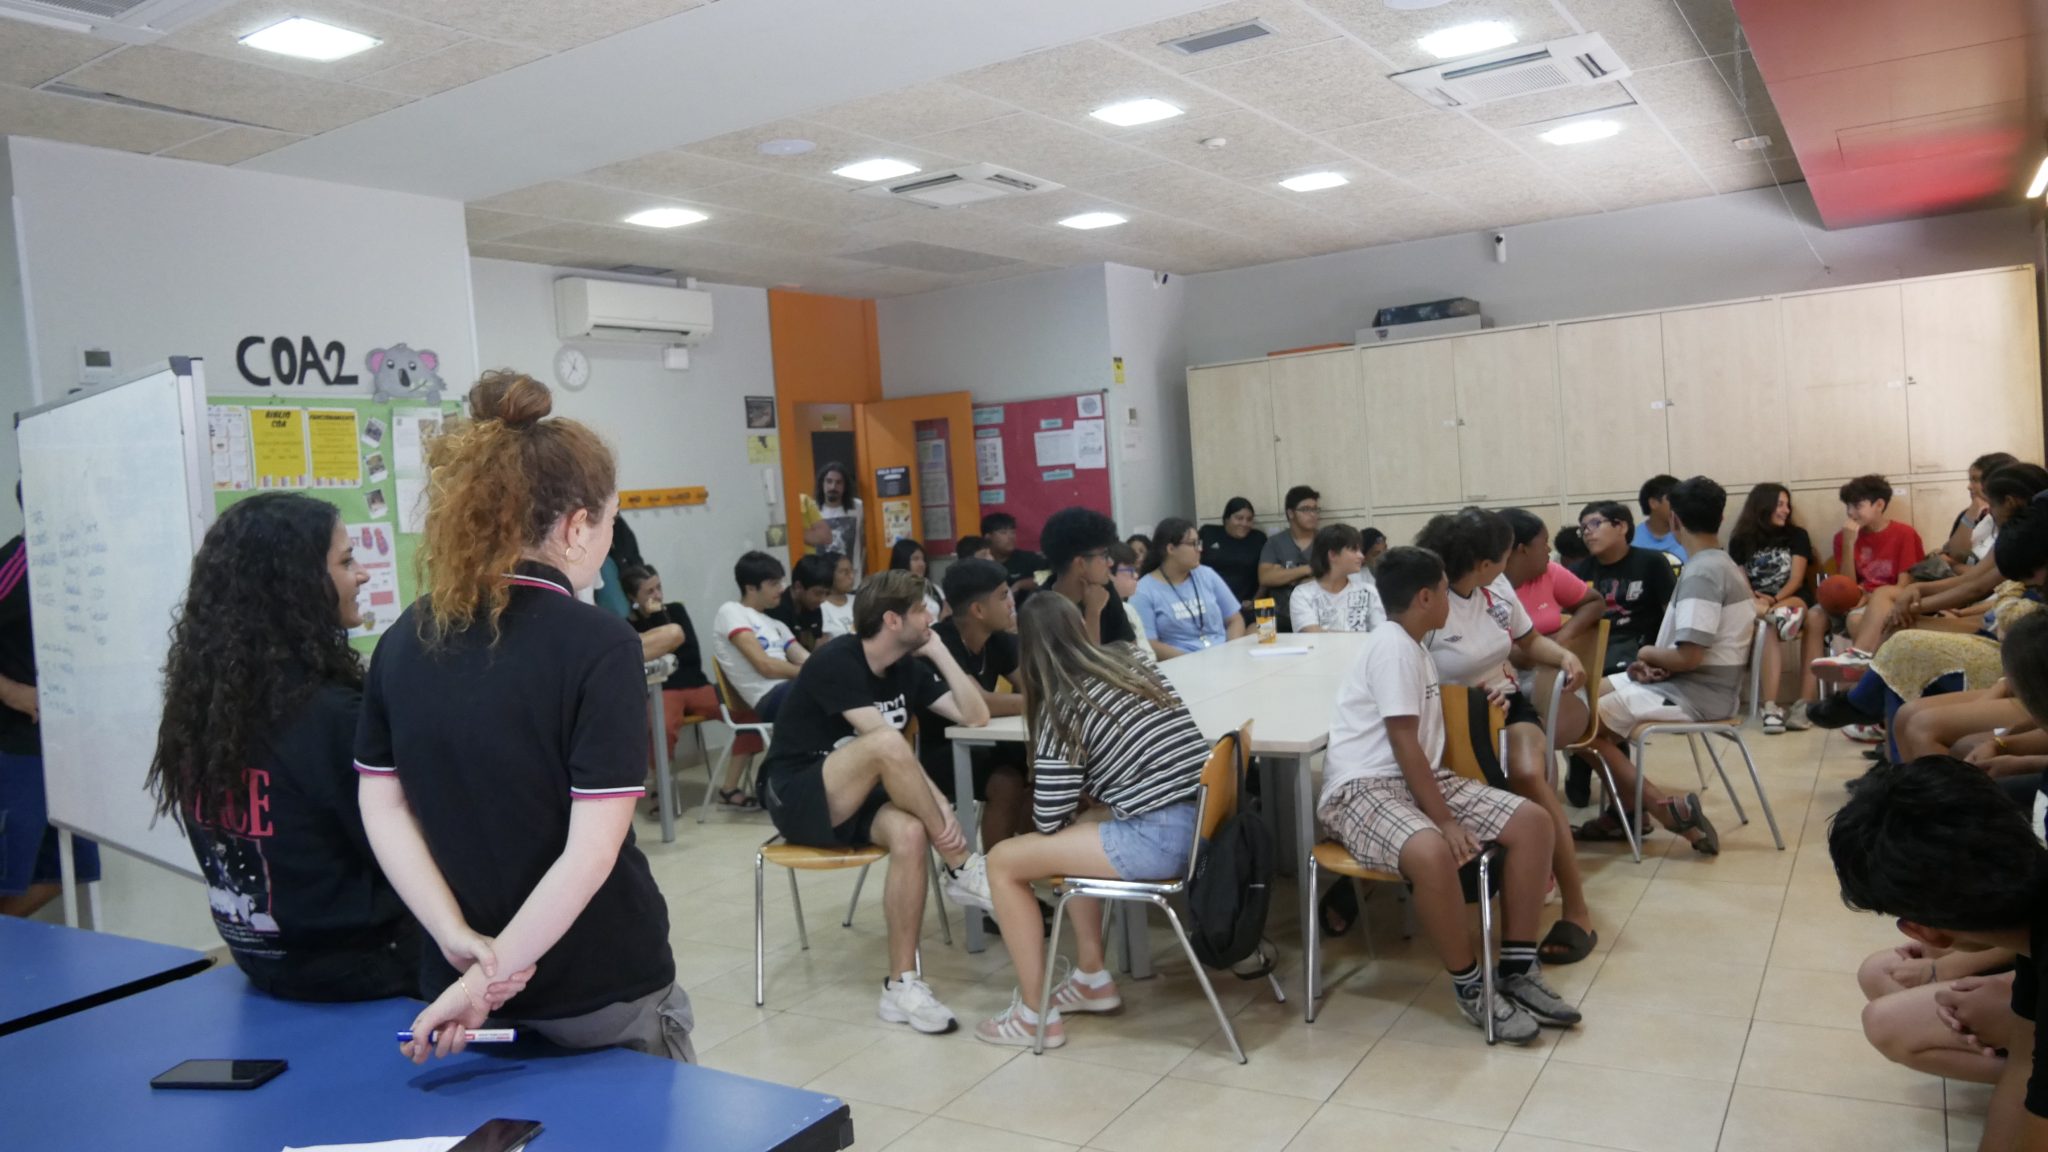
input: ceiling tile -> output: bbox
[1125,108,1347,178]
[851,210,1142,267]
[803,82,1013,141]
[579,149,758,195]
[465,206,546,243]
[0,21,116,87]
[472,180,696,225]
[1706,51,1777,121]
[469,240,593,266]
[1700,157,1801,195]
[686,210,862,256]
[1666,114,1790,168]
[1350,193,1486,243]
[1320,112,1516,176]
[1468,80,1632,128]
[682,119,961,184]
[840,241,1017,274]
[1191,38,1423,134]
[155,0,467,82]
[1103,0,1340,73]
[1307,0,1577,71]
[1257,171,1426,221]
[1576,162,1714,211]
[1625,58,1741,126]
[392,0,706,53]
[63,45,411,135]
[950,39,1227,132]
[912,112,1155,185]
[159,124,301,164]
[1414,154,1602,226]
[0,84,212,155]
[354,37,544,97]
[1082,163,1272,229]
[684,172,920,228]
[1095,210,1241,256]
[954,186,1141,229]
[1559,0,1712,68]
[1672,0,1742,57]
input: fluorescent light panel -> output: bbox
[833,158,921,182]
[1090,98,1184,127]
[624,207,708,228]
[1540,119,1622,145]
[1418,20,1515,60]
[2029,157,2048,199]
[1058,212,1126,230]
[1280,171,1349,192]
[239,17,380,61]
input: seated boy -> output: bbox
[1319,546,1578,1045]
[1633,474,1689,564]
[768,552,834,652]
[1573,477,1748,855]
[1808,473,1926,672]
[713,551,810,726]
[916,558,1028,855]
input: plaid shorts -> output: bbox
[1318,770,1525,876]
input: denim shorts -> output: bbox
[1100,801,1198,881]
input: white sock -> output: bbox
[1012,998,1041,1024]
[894,971,920,987]
[1071,967,1113,989]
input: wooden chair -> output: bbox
[1304,688,1510,1043]
[707,662,773,824]
[753,831,952,1007]
[1031,721,1284,1061]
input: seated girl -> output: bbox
[1289,523,1385,633]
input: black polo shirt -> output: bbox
[761,634,948,780]
[355,561,673,1021]
[630,600,711,691]
[915,620,1019,779]
[0,537,38,755]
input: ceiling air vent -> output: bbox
[1392,32,1630,109]
[852,163,1064,209]
[1164,20,1273,56]
[0,0,232,44]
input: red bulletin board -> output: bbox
[970,390,1111,553]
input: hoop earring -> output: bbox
[566,543,587,564]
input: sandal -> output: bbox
[1571,810,1635,843]
[1662,794,1719,856]
[717,787,760,811]
[1539,919,1598,965]
[1318,880,1359,937]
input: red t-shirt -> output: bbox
[1513,561,1591,636]
[1831,520,1924,591]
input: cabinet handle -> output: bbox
[1469,492,1488,500]
[1905,376,1919,387]
[1884,379,1905,389]
[1650,400,1673,410]
[1440,419,1458,428]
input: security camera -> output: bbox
[1492,232,1507,264]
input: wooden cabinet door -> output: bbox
[1268,349,1371,514]
[1781,284,1908,480]
[1903,267,2044,474]
[1663,300,1789,487]
[1908,481,1968,555]
[1360,340,1462,508]
[1556,314,1668,498]
[1452,327,1560,503]
[1186,360,1278,518]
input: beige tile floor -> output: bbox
[639,727,1983,1152]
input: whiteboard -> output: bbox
[18,360,211,876]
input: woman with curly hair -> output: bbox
[357,371,691,1065]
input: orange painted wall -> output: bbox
[768,290,881,553]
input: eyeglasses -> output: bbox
[1579,517,1612,532]
[1179,537,1200,548]
[1114,566,1137,578]
[1294,504,1321,515]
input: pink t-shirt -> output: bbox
[1513,561,1591,636]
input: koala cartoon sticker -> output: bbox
[364,343,446,403]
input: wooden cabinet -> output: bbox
[1780,284,1908,481]
[1360,339,1462,508]
[1662,300,1789,487]
[1556,314,1668,497]
[1186,360,1278,518]
[1453,326,1559,502]
[1268,349,1371,513]
[1904,267,2043,474]
[1907,481,1968,555]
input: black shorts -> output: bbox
[1503,690,1543,731]
[923,743,1026,803]
[760,755,888,848]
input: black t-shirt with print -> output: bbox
[0,536,37,755]
[1731,526,1815,601]
[185,680,418,1001]
[355,562,673,1021]
[1570,546,1677,673]
[630,600,711,691]
[916,620,1020,779]
[1199,525,1268,610]
[1002,549,1047,586]
[760,634,949,779]
[767,589,824,652]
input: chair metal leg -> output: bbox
[788,868,809,951]
[1686,733,1712,792]
[1035,892,1072,1055]
[844,863,871,928]
[754,852,767,1006]
[1305,852,1322,1023]
[1361,883,1379,962]
[1631,737,1649,864]
[1731,733,1786,849]
[701,739,732,825]
[1477,848,1497,1046]
[1266,971,1286,1004]
[683,724,710,818]
[1159,895,1246,1064]
[1701,734,1748,825]
[1591,751,1642,862]
[928,851,953,946]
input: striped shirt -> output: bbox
[1032,677,1206,835]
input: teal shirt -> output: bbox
[1632,522,1689,564]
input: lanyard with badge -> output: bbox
[1168,576,1212,647]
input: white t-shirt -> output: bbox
[1289,574,1386,633]
[820,597,855,639]
[1427,574,1532,693]
[820,500,864,581]
[713,601,795,708]
[1972,515,1999,564]
[1322,626,1444,800]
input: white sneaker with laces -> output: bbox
[1049,962,1123,1014]
[976,992,1065,1048]
[1784,700,1813,731]
[878,974,957,1034]
[1769,604,1803,642]
[943,853,993,912]
[1843,722,1887,745]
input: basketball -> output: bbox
[1817,574,1861,616]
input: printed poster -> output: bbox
[881,499,913,546]
[745,434,780,465]
[745,396,776,428]
[392,410,441,479]
[1074,419,1107,470]
[307,408,361,489]
[208,405,252,491]
[974,429,1006,485]
[345,522,400,637]
[1077,393,1104,418]
[1034,429,1076,467]
[396,478,429,534]
[921,506,953,543]
[250,407,308,489]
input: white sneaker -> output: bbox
[943,853,993,913]
[1784,700,1813,732]
[1049,965,1123,1014]
[1843,722,1887,745]
[1813,649,1874,670]
[976,992,1064,1048]
[878,974,958,1035]
[1769,605,1804,642]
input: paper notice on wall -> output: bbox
[396,477,429,534]
[1077,393,1103,418]
[1034,428,1076,467]
[1121,422,1146,462]
[922,506,953,543]
[975,430,1006,485]
[307,408,361,488]
[745,434,779,465]
[392,410,442,479]
[345,522,400,638]
[250,407,309,489]
[208,405,252,491]
[881,498,913,545]
[1073,419,1106,470]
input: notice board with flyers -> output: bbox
[969,390,1111,554]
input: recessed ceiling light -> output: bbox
[1058,212,1126,230]
[1540,119,1622,146]
[623,207,708,228]
[757,138,816,157]
[239,17,380,61]
[1280,172,1349,192]
[1090,98,1184,127]
[1383,0,1454,8]
[1418,20,1515,60]
[833,158,921,182]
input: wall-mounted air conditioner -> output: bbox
[555,277,714,345]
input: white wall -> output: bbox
[1182,184,2038,366]
[1103,263,1190,533]
[470,258,779,717]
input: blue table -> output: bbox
[0,967,854,1152]
[0,915,211,1036]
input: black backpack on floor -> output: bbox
[1185,727,1276,977]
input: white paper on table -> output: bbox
[284,1138,460,1152]
[1073,419,1106,469]
[975,436,1006,485]
[395,477,429,534]
[1248,645,1311,657]
[1033,429,1076,467]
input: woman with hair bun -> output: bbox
[357,370,692,1065]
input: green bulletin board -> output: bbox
[207,395,456,654]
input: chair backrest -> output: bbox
[1187,720,1252,886]
[1439,685,1507,785]
[1549,618,1610,751]
[713,661,764,728]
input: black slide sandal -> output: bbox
[1318,881,1359,937]
[1539,920,1597,965]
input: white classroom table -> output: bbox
[945,632,1366,1007]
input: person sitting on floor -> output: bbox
[1317,545,1579,1044]
[755,570,991,1036]
[1290,522,1386,633]
[955,592,1207,1048]
[622,563,755,811]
